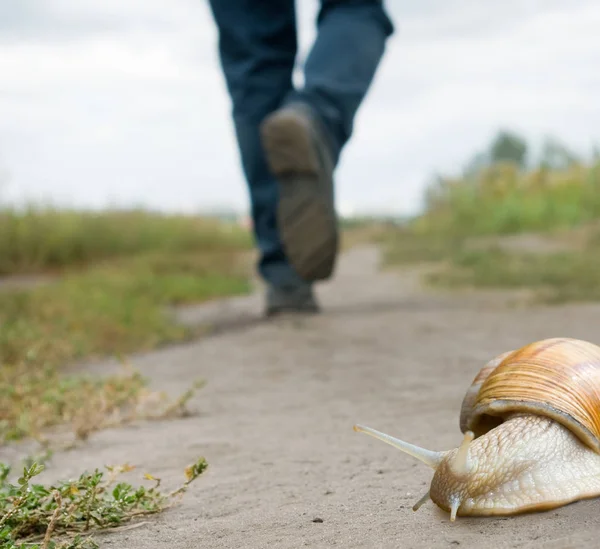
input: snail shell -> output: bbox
[460,337,600,453]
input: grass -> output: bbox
[425,244,600,303]
[340,219,401,251]
[0,250,252,443]
[420,161,600,236]
[380,160,600,303]
[0,251,251,368]
[0,208,251,544]
[0,207,254,444]
[0,456,208,548]
[1,359,207,445]
[0,207,252,276]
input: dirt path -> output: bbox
[7,245,600,548]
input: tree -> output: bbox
[489,130,528,168]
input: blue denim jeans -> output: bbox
[207,0,394,288]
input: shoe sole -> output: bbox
[260,110,338,281]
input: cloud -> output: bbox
[0,0,599,215]
[0,0,208,42]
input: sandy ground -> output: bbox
[4,245,600,549]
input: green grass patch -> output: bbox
[0,207,252,275]
[420,161,600,237]
[379,160,600,303]
[425,245,600,304]
[381,227,600,304]
[0,251,251,366]
[379,228,463,265]
[0,250,251,443]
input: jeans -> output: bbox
[207,0,394,287]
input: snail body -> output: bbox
[354,337,600,521]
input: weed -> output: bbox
[0,457,208,548]
[1,358,204,444]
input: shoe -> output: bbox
[265,283,320,317]
[260,102,339,282]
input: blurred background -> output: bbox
[1,0,598,218]
[1,0,600,453]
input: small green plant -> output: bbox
[0,457,208,549]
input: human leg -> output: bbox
[298,0,395,158]
[260,0,394,281]
[206,0,313,299]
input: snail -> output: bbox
[353,337,600,521]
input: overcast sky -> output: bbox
[0,1,599,216]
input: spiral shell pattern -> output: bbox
[460,337,600,453]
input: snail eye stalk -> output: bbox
[353,424,444,469]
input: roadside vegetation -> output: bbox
[0,207,253,547]
[0,208,251,276]
[380,131,600,304]
[1,456,208,548]
[0,208,253,444]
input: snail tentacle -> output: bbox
[412,490,430,512]
[353,424,444,469]
[450,497,461,522]
[449,431,474,476]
